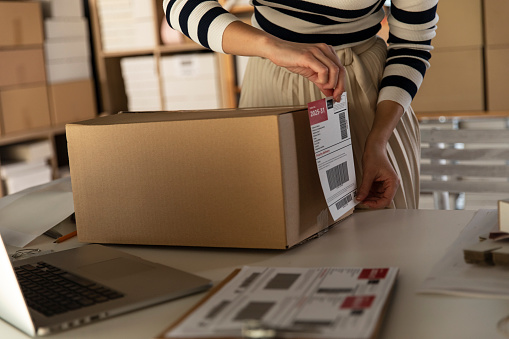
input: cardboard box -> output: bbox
[432,0,483,48]
[0,85,51,135]
[44,18,88,39]
[42,0,84,18]
[45,58,92,84]
[0,1,44,48]
[0,49,46,88]
[411,47,484,113]
[485,46,509,111]
[48,79,97,125]
[67,108,350,249]
[44,39,90,61]
[484,0,509,46]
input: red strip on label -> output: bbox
[307,99,328,125]
[358,268,389,280]
[340,295,375,309]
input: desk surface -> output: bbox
[2,209,509,339]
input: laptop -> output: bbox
[0,233,212,336]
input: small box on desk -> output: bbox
[66,108,350,249]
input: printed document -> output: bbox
[307,94,358,221]
[418,209,509,298]
[166,266,398,339]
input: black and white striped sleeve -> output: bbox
[378,0,439,110]
[163,0,240,53]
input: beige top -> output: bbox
[239,37,420,209]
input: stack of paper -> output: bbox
[96,0,156,52]
[0,140,53,195]
[41,0,93,83]
[160,53,220,110]
[120,55,162,111]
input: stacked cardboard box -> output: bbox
[0,1,51,136]
[40,0,97,125]
[0,140,53,195]
[96,0,156,52]
[483,0,509,111]
[120,56,162,111]
[161,53,221,110]
[411,0,485,113]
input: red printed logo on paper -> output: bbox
[340,296,375,309]
[358,268,389,280]
[308,99,328,125]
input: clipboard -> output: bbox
[158,267,397,339]
[157,269,242,339]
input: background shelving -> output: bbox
[88,0,253,116]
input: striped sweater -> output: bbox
[163,0,439,110]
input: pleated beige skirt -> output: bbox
[239,36,420,209]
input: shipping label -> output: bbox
[307,94,358,221]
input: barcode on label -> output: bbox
[335,194,353,210]
[326,162,349,190]
[339,112,348,140]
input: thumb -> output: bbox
[356,173,374,202]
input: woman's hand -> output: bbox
[222,22,346,102]
[356,144,399,208]
[265,39,346,102]
[355,100,405,208]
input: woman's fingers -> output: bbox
[273,41,346,100]
[309,44,346,101]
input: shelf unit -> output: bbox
[0,0,96,197]
[0,126,67,197]
[87,0,252,115]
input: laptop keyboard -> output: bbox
[14,261,124,317]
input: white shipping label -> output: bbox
[307,94,358,221]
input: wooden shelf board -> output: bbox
[158,43,207,54]
[100,48,157,58]
[0,126,66,147]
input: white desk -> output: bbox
[2,209,509,339]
